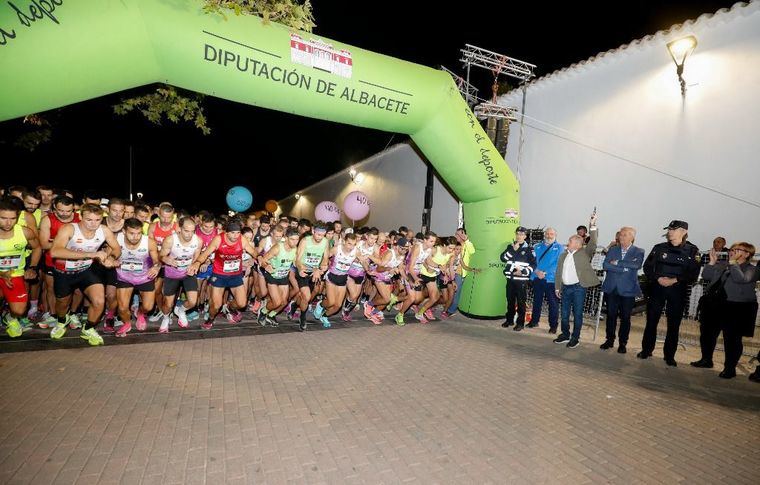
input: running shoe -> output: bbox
[174,305,189,328]
[395,312,405,326]
[159,315,171,333]
[115,321,132,337]
[50,322,67,340]
[135,312,147,331]
[80,327,104,346]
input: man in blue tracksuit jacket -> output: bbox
[530,227,564,333]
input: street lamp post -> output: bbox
[666,35,697,97]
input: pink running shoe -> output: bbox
[201,318,214,330]
[135,312,147,331]
[424,309,434,321]
[414,312,429,324]
[440,311,451,320]
[115,321,132,337]
[249,300,260,314]
[363,301,375,320]
[340,312,352,323]
[370,310,383,325]
[226,310,242,324]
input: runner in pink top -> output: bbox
[114,218,160,337]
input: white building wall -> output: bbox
[278,143,460,235]
[281,3,760,253]
[500,2,760,252]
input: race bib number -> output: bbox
[273,266,290,278]
[65,259,92,271]
[0,256,21,270]
[176,258,192,269]
[223,260,241,273]
[121,261,144,273]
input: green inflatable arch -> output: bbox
[0,0,519,318]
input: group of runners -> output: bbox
[0,185,475,346]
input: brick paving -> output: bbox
[0,315,758,484]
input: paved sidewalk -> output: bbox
[0,315,758,484]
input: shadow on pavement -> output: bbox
[431,318,760,413]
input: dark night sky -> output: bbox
[0,0,736,214]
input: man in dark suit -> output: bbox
[600,226,645,354]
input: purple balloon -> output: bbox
[343,191,370,221]
[315,201,341,222]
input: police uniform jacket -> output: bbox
[643,240,700,287]
[500,241,536,281]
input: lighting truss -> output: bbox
[441,66,479,105]
[473,102,517,121]
[460,44,536,81]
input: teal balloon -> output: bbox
[226,186,253,212]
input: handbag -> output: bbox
[696,270,729,322]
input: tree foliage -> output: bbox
[112,0,315,135]
[203,0,315,31]
[7,1,315,150]
[113,86,211,135]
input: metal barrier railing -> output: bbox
[658,280,760,356]
[526,274,605,340]
[525,257,760,357]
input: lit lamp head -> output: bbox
[666,35,697,96]
[348,167,364,185]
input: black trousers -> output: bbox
[642,283,687,359]
[699,318,721,363]
[700,301,758,370]
[604,290,635,345]
[506,279,528,325]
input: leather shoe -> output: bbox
[636,351,651,359]
[664,358,678,367]
[719,369,736,379]
[690,359,713,369]
[617,345,627,354]
[600,340,614,350]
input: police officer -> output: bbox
[638,220,700,366]
[501,226,536,331]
